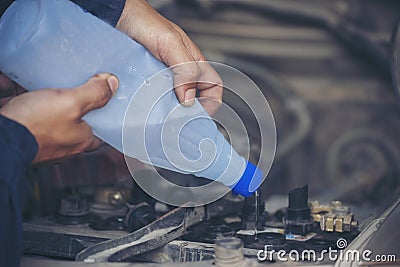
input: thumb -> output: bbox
[70,73,119,116]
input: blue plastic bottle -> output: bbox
[0,0,263,197]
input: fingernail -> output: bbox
[183,89,196,106]
[107,75,119,94]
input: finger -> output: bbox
[172,61,201,106]
[197,62,223,98]
[196,62,223,115]
[168,31,223,111]
[69,122,101,153]
[69,73,119,116]
[157,33,201,106]
[85,136,103,152]
[197,81,223,115]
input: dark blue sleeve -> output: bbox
[0,115,38,267]
[1,0,126,27]
[71,0,126,27]
[0,0,13,16]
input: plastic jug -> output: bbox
[0,0,263,197]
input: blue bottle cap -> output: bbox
[230,161,264,197]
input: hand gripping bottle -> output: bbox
[0,0,263,197]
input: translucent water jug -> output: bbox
[0,0,263,197]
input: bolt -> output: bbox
[331,201,342,207]
[215,236,244,267]
[109,191,124,206]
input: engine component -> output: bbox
[88,187,130,230]
[124,202,157,232]
[310,200,358,232]
[89,201,128,217]
[214,236,245,267]
[93,187,131,206]
[89,216,126,231]
[283,185,313,236]
[56,194,89,225]
[76,195,244,262]
[257,232,286,248]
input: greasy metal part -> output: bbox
[124,203,157,232]
[76,206,203,262]
[56,195,90,225]
[75,196,243,262]
[58,195,89,217]
[88,187,132,227]
[109,191,124,206]
[89,202,128,218]
[204,224,235,243]
[89,216,127,231]
[94,187,130,206]
[284,185,313,236]
[23,221,125,259]
[22,256,215,267]
[310,200,358,232]
[24,237,349,266]
[89,187,156,231]
[309,201,333,222]
[182,219,237,244]
[214,237,244,267]
[23,195,243,260]
[321,215,335,232]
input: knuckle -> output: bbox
[60,91,81,118]
[93,79,112,103]
[58,89,74,106]
[79,126,94,148]
[214,76,223,88]
[180,64,201,81]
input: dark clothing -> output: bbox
[0,116,38,267]
[70,0,126,27]
[0,0,126,27]
[0,1,126,266]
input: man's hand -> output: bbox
[116,0,223,114]
[0,73,119,163]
